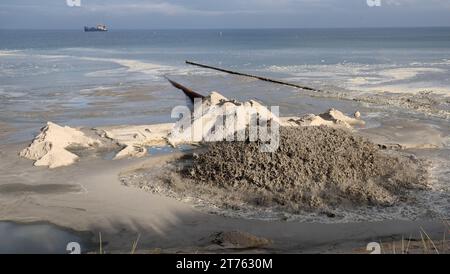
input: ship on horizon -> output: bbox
[84,24,108,32]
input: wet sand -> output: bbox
[0,122,14,140]
[0,82,449,253]
[359,119,447,149]
[0,137,448,253]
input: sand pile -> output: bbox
[167,91,364,146]
[182,126,428,211]
[168,92,280,146]
[19,122,100,168]
[281,108,365,129]
[98,123,174,159]
[19,91,366,168]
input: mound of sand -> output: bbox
[19,122,100,168]
[19,91,366,168]
[168,91,364,147]
[281,108,365,129]
[168,91,280,146]
[98,123,174,159]
[183,126,428,211]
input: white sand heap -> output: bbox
[96,92,364,157]
[20,92,365,168]
[281,108,365,129]
[98,123,174,159]
[19,122,100,168]
[168,91,280,146]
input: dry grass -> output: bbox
[92,233,145,254]
[91,220,450,254]
[352,220,449,254]
[99,232,103,254]
[378,222,449,254]
[130,234,141,254]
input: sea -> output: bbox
[1,28,450,143]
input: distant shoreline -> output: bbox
[2,26,450,31]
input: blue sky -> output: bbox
[1,0,450,29]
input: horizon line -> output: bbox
[1,26,450,31]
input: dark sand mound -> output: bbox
[183,126,428,211]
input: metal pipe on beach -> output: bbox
[164,76,205,103]
[185,60,321,92]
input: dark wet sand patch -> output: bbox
[0,183,82,195]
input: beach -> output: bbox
[0,29,449,254]
[1,91,449,253]
[0,139,448,253]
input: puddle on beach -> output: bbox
[0,221,93,254]
[147,144,196,155]
[101,144,196,160]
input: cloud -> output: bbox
[1,0,450,28]
[2,0,450,16]
[83,0,450,17]
[84,1,296,16]
[86,2,192,16]
[384,0,450,9]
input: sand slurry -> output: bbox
[173,126,429,213]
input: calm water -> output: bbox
[1,28,450,143]
[0,221,92,254]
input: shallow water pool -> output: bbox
[0,221,92,254]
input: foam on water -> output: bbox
[0,50,22,57]
[80,56,219,80]
[265,62,450,95]
[1,50,217,82]
[0,89,27,98]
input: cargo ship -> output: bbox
[84,24,108,32]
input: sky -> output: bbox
[1,0,450,29]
